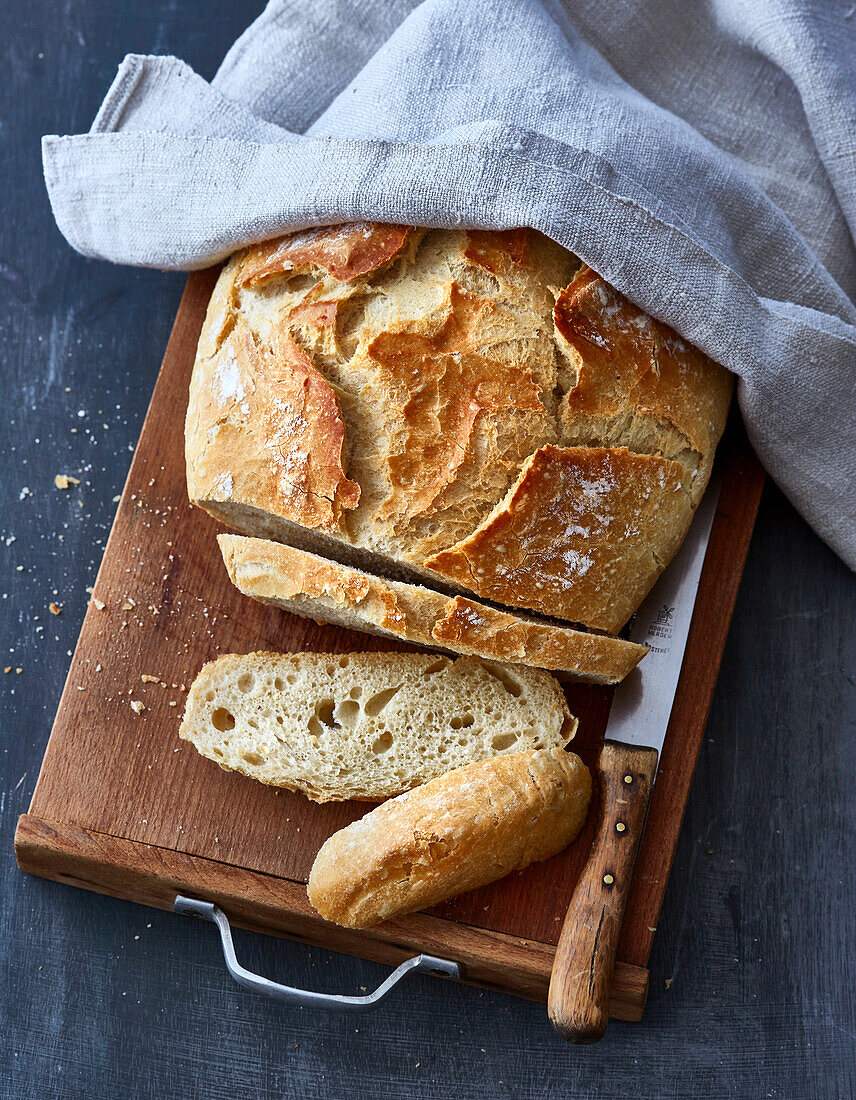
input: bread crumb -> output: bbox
[92,597,105,611]
[141,674,159,684]
[49,602,62,616]
[130,700,145,714]
[15,668,22,675]
[54,474,80,490]
[122,598,135,610]
[3,667,10,674]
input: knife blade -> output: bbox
[548,478,721,1043]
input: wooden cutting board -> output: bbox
[15,269,765,1022]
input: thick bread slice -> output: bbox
[218,534,647,684]
[179,651,577,803]
[307,747,592,928]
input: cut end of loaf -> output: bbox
[179,650,577,803]
[307,747,593,928]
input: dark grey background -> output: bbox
[1,4,854,1097]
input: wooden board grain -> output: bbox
[15,269,765,1015]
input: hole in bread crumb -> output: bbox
[241,751,264,766]
[450,713,474,730]
[284,273,318,294]
[212,747,224,758]
[286,674,296,684]
[339,655,350,668]
[349,686,362,699]
[486,666,523,697]
[247,718,259,730]
[372,731,394,754]
[422,658,450,678]
[492,732,517,751]
[364,686,402,717]
[560,716,576,741]
[237,673,254,693]
[205,691,215,702]
[211,708,235,732]
[335,699,360,728]
[308,716,322,739]
[316,698,335,726]
[274,677,284,691]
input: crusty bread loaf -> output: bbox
[179,651,577,802]
[218,534,647,684]
[187,222,731,633]
[307,747,592,928]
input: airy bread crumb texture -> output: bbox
[307,746,593,928]
[179,650,577,803]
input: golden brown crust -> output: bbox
[186,318,359,532]
[366,284,547,527]
[424,445,692,633]
[188,225,730,632]
[555,266,733,500]
[306,748,592,928]
[239,222,413,286]
[218,534,647,681]
[463,228,530,273]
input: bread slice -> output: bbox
[179,651,577,803]
[218,534,647,684]
[307,747,592,928]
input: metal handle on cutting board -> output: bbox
[174,895,461,1012]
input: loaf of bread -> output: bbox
[186,222,732,634]
[179,650,577,802]
[307,747,592,928]
[217,534,647,684]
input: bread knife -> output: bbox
[547,477,721,1043]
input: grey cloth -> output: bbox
[42,0,856,569]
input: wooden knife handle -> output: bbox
[548,740,658,1043]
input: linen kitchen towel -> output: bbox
[42,0,856,569]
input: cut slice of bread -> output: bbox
[179,651,577,803]
[218,535,647,684]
